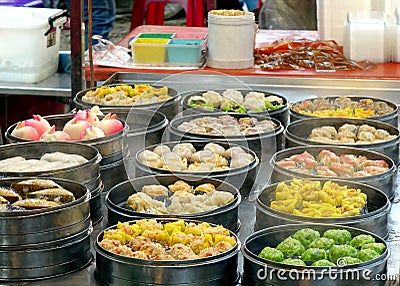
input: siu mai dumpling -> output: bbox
[13,199,60,210]
[194,183,216,195]
[11,179,61,195]
[0,187,21,203]
[168,180,193,193]
[26,187,75,203]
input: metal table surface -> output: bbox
[0,72,71,98]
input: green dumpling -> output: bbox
[309,237,335,250]
[301,248,327,263]
[312,259,336,267]
[361,243,386,255]
[339,256,363,265]
[357,249,380,262]
[329,244,358,264]
[281,258,306,266]
[258,246,284,262]
[276,237,305,257]
[292,228,320,248]
[323,229,352,245]
[349,234,375,249]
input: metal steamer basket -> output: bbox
[270,145,397,200]
[0,141,103,223]
[255,178,391,238]
[181,89,289,127]
[289,96,399,127]
[94,219,241,286]
[73,84,181,121]
[242,224,390,286]
[5,113,129,196]
[167,112,284,193]
[0,177,92,281]
[284,117,400,165]
[132,140,259,197]
[105,175,241,232]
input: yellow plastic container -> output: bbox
[131,38,170,63]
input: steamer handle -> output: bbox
[44,10,69,36]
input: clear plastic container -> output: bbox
[0,7,66,83]
[344,10,390,63]
[393,5,400,62]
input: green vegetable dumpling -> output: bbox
[301,248,327,263]
[312,259,336,267]
[361,243,386,255]
[308,237,335,250]
[276,237,305,257]
[357,249,381,262]
[323,229,352,245]
[258,246,284,262]
[339,256,363,265]
[281,258,306,266]
[349,234,375,249]
[292,228,320,248]
[329,244,358,264]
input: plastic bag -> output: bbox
[85,35,131,67]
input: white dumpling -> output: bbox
[153,145,171,157]
[243,97,265,111]
[202,91,222,108]
[245,91,265,101]
[41,152,88,165]
[162,152,186,171]
[230,156,253,168]
[172,143,196,161]
[191,149,216,164]
[204,143,225,155]
[222,89,244,105]
[223,146,247,158]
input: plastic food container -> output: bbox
[393,5,400,62]
[344,10,390,63]
[167,39,205,64]
[131,38,170,63]
[137,33,175,38]
[0,7,67,83]
[207,10,255,69]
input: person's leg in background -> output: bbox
[44,0,116,49]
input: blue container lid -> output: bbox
[0,0,44,7]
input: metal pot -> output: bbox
[5,113,128,159]
[0,141,101,189]
[0,177,90,246]
[100,155,129,195]
[0,228,92,282]
[89,180,104,225]
[242,224,390,286]
[255,178,390,238]
[289,96,399,127]
[73,84,181,121]
[284,117,400,165]
[0,141,102,223]
[105,175,241,232]
[181,89,289,127]
[167,112,284,193]
[94,219,240,286]
[270,145,397,200]
[132,140,259,197]
[168,112,285,161]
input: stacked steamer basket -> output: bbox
[98,108,169,179]
[181,88,289,127]
[242,224,390,286]
[133,141,259,197]
[241,95,399,284]
[289,96,399,127]
[5,112,128,204]
[0,177,91,281]
[284,117,400,165]
[105,174,241,232]
[73,84,181,121]
[167,112,284,196]
[94,218,241,285]
[0,141,103,223]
